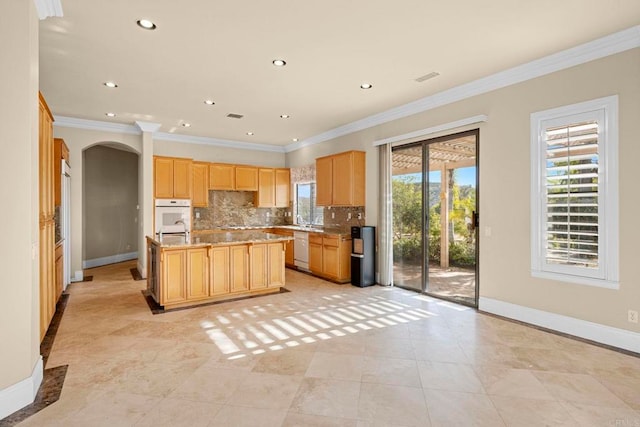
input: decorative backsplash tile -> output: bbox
[323,206,366,231]
[193,191,291,229]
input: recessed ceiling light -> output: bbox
[272,59,286,67]
[136,19,156,30]
[181,123,191,128]
[104,81,118,88]
[204,99,215,105]
[105,112,116,117]
[360,83,373,89]
[280,114,290,119]
[292,138,299,142]
[246,131,254,136]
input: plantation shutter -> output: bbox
[544,121,599,269]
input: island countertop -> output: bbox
[147,231,294,248]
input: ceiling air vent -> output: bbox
[226,113,244,119]
[415,72,440,83]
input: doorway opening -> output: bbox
[391,130,478,307]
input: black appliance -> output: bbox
[351,226,375,287]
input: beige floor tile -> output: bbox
[364,336,415,359]
[209,405,288,427]
[594,373,640,410]
[423,389,505,426]
[474,365,554,400]
[357,382,430,426]
[306,352,364,381]
[417,361,485,393]
[560,401,640,427]
[315,334,367,355]
[227,372,304,410]
[491,395,579,426]
[411,338,470,363]
[251,347,315,375]
[133,397,222,427]
[168,367,249,403]
[361,356,421,387]
[283,412,359,427]
[532,371,630,408]
[290,378,361,419]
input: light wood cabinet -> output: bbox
[209,163,259,191]
[54,138,69,207]
[315,150,365,207]
[209,163,235,190]
[162,249,187,305]
[210,246,230,295]
[257,168,275,208]
[275,168,290,207]
[192,162,209,207]
[309,233,323,274]
[308,233,352,283]
[230,244,250,293]
[251,242,285,289]
[55,243,63,301]
[39,93,57,341]
[257,168,290,208]
[186,247,209,300]
[269,229,294,267]
[235,166,258,191]
[154,156,192,199]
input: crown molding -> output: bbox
[285,25,640,153]
[154,132,286,153]
[135,121,161,133]
[33,0,63,20]
[53,116,140,135]
[372,115,488,147]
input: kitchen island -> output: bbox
[146,231,293,309]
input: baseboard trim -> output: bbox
[82,252,138,269]
[479,297,640,354]
[0,356,43,420]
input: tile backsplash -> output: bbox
[193,191,291,229]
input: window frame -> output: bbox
[530,95,619,289]
[294,181,323,226]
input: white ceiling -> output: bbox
[39,1,640,148]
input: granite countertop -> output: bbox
[148,231,294,248]
[194,225,351,236]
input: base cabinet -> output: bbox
[148,238,289,309]
[308,233,351,283]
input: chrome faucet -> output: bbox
[296,214,305,226]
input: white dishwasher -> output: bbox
[293,231,309,271]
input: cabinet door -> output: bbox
[192,162,209,207]
[154,157,174,198]
[186,248,209,300]
[250,244,268,290]
[275,168,290,207]
[331,152,353,206]
[210,246,230,295]
[55,244,63,300]
[173,158,192,199]
[284,238,294,266]
[338,238,352,281]
[209,163,235,190]
[315,156,332,206]
[162,250,187,305]
[323,244,339,279]
[230,245,249,292]
[309,242,323,274]
[235,166,258,191]
[257,168,275,207]
[267,242,285,288]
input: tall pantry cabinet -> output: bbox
[39,93,58,341]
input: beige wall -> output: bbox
[83,145,139,262]
[153,139,286,166]
[0,0,40,398]
[286,48,640,333]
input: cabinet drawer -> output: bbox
[323,236,339,247]
[309,233,323,245]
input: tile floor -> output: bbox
[17,260,640,426]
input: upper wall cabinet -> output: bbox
[256,168,290,208]
[53,138,69,207]
[316,150,365,207]
[209,163,258,191]
[154,156,192,199]
[192,162,209,207]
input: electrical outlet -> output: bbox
[347,213,352,220]
[357,213,362,220]
[629,310,639,324]
[195,211,200,219]
[331,212,335,219]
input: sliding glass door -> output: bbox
[392,130,479,307]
